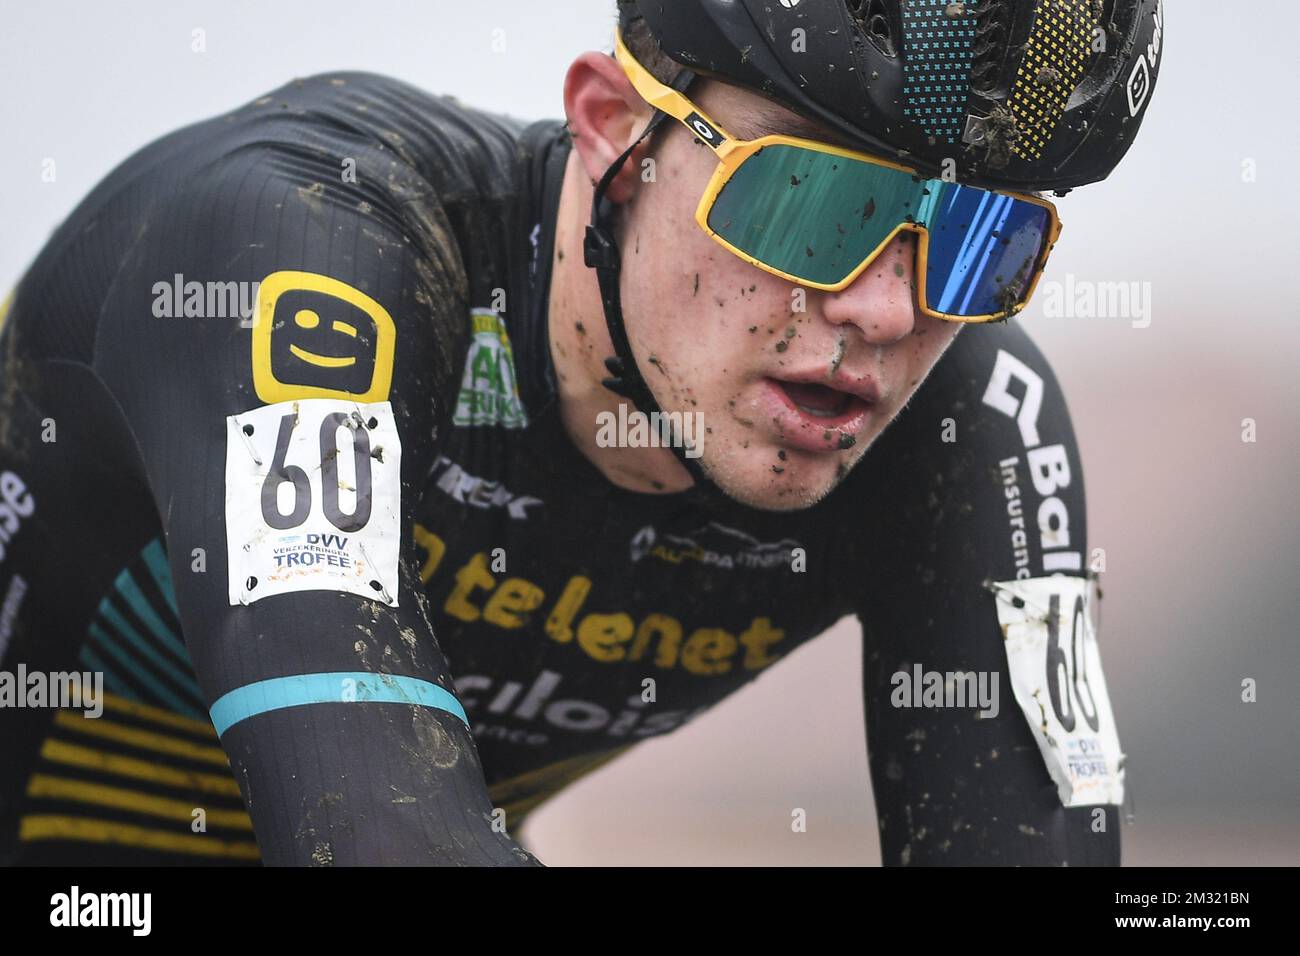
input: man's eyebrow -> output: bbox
[730,106,858,150]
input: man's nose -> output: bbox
[818,231,919,345]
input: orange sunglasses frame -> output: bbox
[614,30,1064,322]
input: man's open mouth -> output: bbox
[757,372,881,453]
[778,380,855,419]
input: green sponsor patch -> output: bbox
[452,308,528,429]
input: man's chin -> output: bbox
[695,450,846,512]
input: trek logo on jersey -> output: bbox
[428,456,542,519]
[452,308,528,429]
[629,522,802,571]
[251,271,397,404]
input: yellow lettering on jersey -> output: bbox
[444,552,495,622]
[544,575,591,644]
[681,628,738,676]
[576,613,635,662]
[630,613,683,668]
[483,578,545,629]
[415,536,788,676]
[413,524,446,583]
[739,617,785,669]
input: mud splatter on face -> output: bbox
[827,338,846,378]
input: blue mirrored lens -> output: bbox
[919,183,1050,316]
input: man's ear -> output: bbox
[564,51,655,206]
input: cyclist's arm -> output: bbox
[90,126,535,865]
[848,322,1120,865]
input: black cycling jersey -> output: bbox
[0,72,1116,866]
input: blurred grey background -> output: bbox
[1,0,1295,865]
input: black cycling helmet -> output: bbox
[619,0,1165,192]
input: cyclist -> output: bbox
[0,0,1163,864]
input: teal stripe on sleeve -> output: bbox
[210,672,469,737]
[142,538,181,618]
[87,622,204,720]
[112,567,190,664]
[96,604,203,703]
[78,645,131,699]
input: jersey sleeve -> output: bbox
[86,93,537,865]
[843,321,1120,866]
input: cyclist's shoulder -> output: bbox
[61,71,536,227]
[231,71,536,198]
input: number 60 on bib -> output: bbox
[224,399,403,607]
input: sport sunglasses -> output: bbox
[614,31,1063,323]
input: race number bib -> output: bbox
[992,575,1125,807]
[225,399,402,607]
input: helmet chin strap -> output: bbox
[582,67,719,497]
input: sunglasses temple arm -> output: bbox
[582,104,673,405]
[585,112,668,260]
[584,66,697,260]
[581,80,709,482]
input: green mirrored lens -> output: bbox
[706,144,924,287]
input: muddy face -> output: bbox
[611,81,963,511]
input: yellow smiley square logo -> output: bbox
[252,271,396,404]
